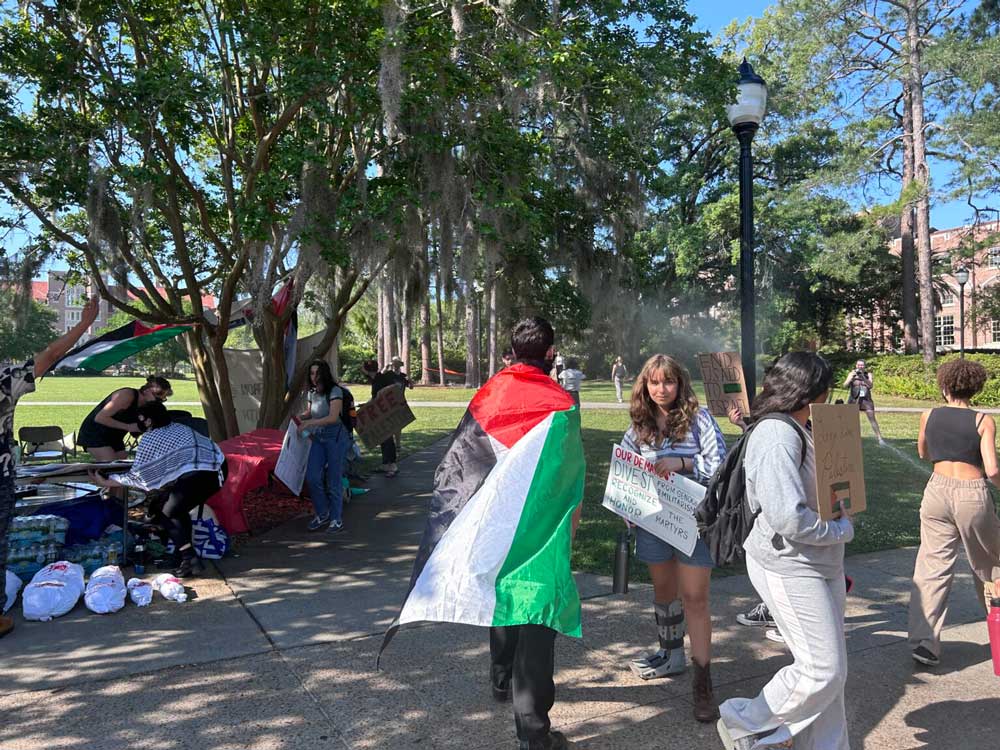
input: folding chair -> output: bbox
[18,426,74,463]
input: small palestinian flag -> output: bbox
[379,363,585,662]
[49,320,192,373]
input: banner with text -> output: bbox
[601,444,703,556]
[355,384,416,450]
[273,420,311,496]
[810,403,867,520]
[696,351,751,418]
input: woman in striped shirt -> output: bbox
[622,354,727,723]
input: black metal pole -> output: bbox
[735,123,759,399]
[960,282,966,358]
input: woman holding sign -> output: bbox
[717,353,853,750]
[298,360,349,534]
[622,354,727,723]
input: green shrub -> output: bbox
[834,353,1000,406]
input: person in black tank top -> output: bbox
[909,359,1000,667]
[78,375,172,460]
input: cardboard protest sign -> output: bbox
[696,352,751,418]
[601,444,703,556]
[273,420,311,496]
[355,384,416,450]
[810,403,867,520]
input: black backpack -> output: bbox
[695,413,808,567]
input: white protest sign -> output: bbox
[220,348,264,434]
[273,420,311,496]
[601,444,703,556]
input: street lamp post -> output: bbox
[726,59,768,399]
[956,265,969,358]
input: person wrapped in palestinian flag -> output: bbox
[380,317,585,750]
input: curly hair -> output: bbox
[937,359,988,401]
[629,354,700,446]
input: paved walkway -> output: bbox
[2,439,997,749]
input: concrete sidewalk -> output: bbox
[2,438,997,749]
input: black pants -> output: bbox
[490,624,557,743]
[380,436,397,465]
[151,470,221,555]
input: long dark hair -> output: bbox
[308,360,337,395]
[751,352,833,419]
[630,354,700,445]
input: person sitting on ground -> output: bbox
[88,400,226,578]
[298,360,350,534]
[557,357,585,407]
[1,296,99,639]
[363,357,412,478]
[909,358,1000,667]
[844,359,885,444]
[78,375,173,460]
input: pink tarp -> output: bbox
[206,428,284,534]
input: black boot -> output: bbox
[173,550,205,578]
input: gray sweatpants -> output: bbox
[720,555,849,750]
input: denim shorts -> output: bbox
[634,527,715,568]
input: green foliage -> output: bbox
[0,297,56,362]
[840,353,1000,406]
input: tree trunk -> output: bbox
[420,294,433,385]
[487,271,498,377]
[435,268,447,386]
[401,300,412,382]
[376,280,387,368]
[464,286,479,388]
[900,81,920,354]
[907,4,936,363]
[184,329,229,441]
[386,276,399,361]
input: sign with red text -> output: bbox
[810,403,867,520]
[601,444,702,556]
[696,351,751,418]
[355,384,416,450]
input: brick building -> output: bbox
[846,221,1000,353]
[31,271,216,343]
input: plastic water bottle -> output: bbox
[133,543,145,575]
[988,597,1000,677]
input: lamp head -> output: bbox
[955,265,970,286]
[726,58,768,130]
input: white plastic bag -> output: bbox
[4,570,22,613]
[126,577,153,607]
[84,565,127,614]
[22,561,85,621]
[152,573,187,603]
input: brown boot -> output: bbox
[0,614,14,639]
[691,659,719,722]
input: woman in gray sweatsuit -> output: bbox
[718,353,855,750]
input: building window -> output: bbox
[938,287,955,306]
[992,320,1000,343]
[935,315,955,347]
[65,287,85,307]
[65,309,82,324]
[987,248,1000,269]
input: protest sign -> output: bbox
[601,444,702,556]
[219,349,264,434]
[273,420,311,496]
[696,351,751,418]
[810,403,867,520]
[355,384,416,450]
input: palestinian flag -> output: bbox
[379,363,585,662]
[49,320,192,373]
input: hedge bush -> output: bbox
[833,353,1000,406]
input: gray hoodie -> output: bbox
[743,419,854,579]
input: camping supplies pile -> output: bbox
[6,515,70,581]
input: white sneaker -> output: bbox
[765,629,786,644]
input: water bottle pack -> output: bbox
[7,515,71,581]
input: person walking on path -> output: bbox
[557,358,585,407]
[1,295,99,639]
[380,316,585,750]
[298,360,350,534]
[908,359,1000,667]
[843,359,885,445]
[611,356,628,403]
[622,354,727,722]
[78,375,173,460]
[717,352,853,750]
